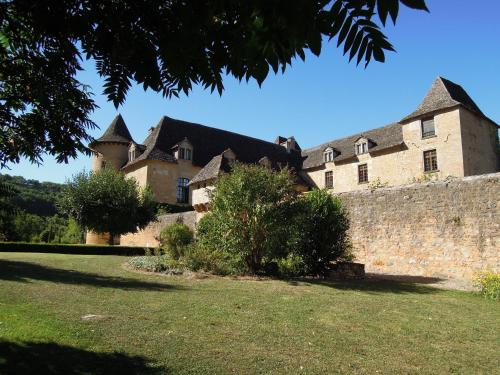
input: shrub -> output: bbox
[276,254,305,277]
[474,271,500,301]
[159,223,193,259]
[182,244,242,276]
[195,163,296,274]
[290,189,352,276]
[128,255,186,275]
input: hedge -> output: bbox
[0,242,153,256]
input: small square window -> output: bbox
[325,171,333,189]
[421,118,436,138]
[423,149,438,172]
[358,164,368,183]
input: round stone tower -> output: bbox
[90,114,133,172]
[86,114,134,245]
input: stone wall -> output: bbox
[339,173,499,281]
[120,211,197,247]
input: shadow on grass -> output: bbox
[0,341,167,374]
[0,260,182,291]
[287,275,443,295]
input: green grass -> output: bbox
[0,253,498,374]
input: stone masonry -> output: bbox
[339,173,499,281]
[120,211,196,247]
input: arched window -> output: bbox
[176,177,190,203]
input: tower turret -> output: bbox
[89,114,134,171]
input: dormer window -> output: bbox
[355,138,369,155]
[323,147,334,163]
[179,147,192,160]
[174,138,193,161]
[128,145,136,161]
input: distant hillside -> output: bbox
[0,174,65,216]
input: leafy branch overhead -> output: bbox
[0,0,428,166]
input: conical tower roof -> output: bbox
[93,114,134,144]
[401,77,484,122]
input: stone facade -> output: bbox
[303,108,498,194]
[123,159,201,203]
[339,173,499,281]
[120,211,197,247]
[87,77,499,246]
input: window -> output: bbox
[128,148,136,162]
[101,160,106,169]
[325,171,333,189]
[423,149,438,172]
[421,117,435,138]
[178,147,192,161]
[358,164,368,183]
[324,148,334,163]
[176,177,190,203]
[355,140,368,155]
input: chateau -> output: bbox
[88,77,499,244]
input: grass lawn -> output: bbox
[0,253,498,374]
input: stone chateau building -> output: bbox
[87,77,499,245]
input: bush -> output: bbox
[128,255,186,274]
[474,271,500,300]
[182,244,242,276]
[159,223,193,259]
[290,189,352,276]
[276,254,305,277]
[0,242,150,255]
[195,164,296,274]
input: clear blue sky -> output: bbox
[7,0,500,183]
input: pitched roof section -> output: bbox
[190,154,233,184]
[93,114,134,144]
[301,122,404,170]
[123,116,303,169]
[401,77,484,122]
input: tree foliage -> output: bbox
[0,0,428,166]
[58,168,157,244]
[0,179,17,239]
[291,189,352,276]
[0,174,64,216]
[197,163,297,274]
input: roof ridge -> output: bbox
[160,115,287,152]
[303,122,399,153]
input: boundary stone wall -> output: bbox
[120,211,196,247]
[339,173,499,280]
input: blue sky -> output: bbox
[7,0,500,183]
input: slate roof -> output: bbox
[401,77,485,122]
[301,122,404,170]
[190,154,233,185]
[123,116,303,170]
[91,114,134,145]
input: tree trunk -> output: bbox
[108,233,114,246]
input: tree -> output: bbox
[0,180,17,240]
[58,168,157,245]
[197,163,297,274]
[0,0,428,167]
[291,189,352,276]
